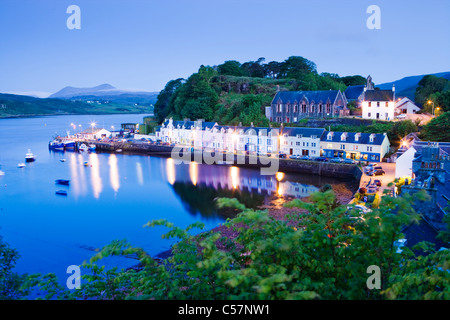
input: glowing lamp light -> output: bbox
[276,172,285,182]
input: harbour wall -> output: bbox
[79,141,362,181]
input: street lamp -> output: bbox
[428,100,435,116]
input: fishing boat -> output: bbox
[18,163,26,168]
[55,179,70,185]
[63,140,76,150]
[55,190,68,196]
[49,139,65,151]
[25,149,36,162]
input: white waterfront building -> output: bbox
[157,118,390,161]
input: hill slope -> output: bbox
[0,93,152,118]
[376,72,450,100]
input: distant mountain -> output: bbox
[49,84,116,99]
[376,72,450,101]
[49,84,159,104]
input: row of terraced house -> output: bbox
[156,118,391,162]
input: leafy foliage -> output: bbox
[415,75,450,112]
[420,112,450,142]
[25,190,449,300]
[0,235,30,299]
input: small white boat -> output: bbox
[25,149,35,162]
[0,170,4,176]
[116,149,122,153]
[60,159,66,162]
[79,144,88,152]
[18,163,26,168]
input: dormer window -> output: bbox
[369,134,375,143]
[341,133,347,141]
[296,134,302,138]
[327,132,333,141]
[355,133,361,142]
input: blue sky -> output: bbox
[1,0,449,97]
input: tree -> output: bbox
[0,235,29,299]
[415,75,449,106]
[217,60,243,76]
[340,75,367,87]
[153,78,184,123]
[241,58,266,78]
[420,112,450,142]
[279,56,317,80]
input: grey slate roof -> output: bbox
[321,131,387,145]
[271,90,342,105]
[281,127,325,138]
[344,85,365,101]
[364,90,394,102]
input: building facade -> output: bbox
[268,90,348,123]
[320,131,390,161]
[395,97,421,115]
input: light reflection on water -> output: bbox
[0,114,357,286]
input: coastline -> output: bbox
[0,111,153,120]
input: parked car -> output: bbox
[300,155,311,160]
[396,114,407,119]
[278,152,287,159]
[374,169,385,176]
[374,179,381,186]
[374,166,383,171]
[315,157,328,162]
[330,157,344,163]
[290,154,300,159]
[344,158,357,164]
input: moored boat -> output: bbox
[55,179,70,185]
[63,140,76,150]
[18,163,26,168]
[55,190,68,196]
[49,140,65,151]
[25,149,35,162]
[79,143,88,152]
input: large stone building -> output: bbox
[267,89,348,123]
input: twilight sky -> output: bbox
[1,0,449,97]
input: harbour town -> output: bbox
[1,1,449,305]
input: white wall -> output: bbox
[362,101,395,120]
[395,147,416,178]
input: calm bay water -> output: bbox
[0,114,355,286]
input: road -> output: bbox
[359,162,396,196]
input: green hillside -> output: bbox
[0,93,153,118]
[154,56,366,126]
